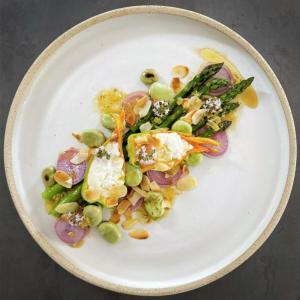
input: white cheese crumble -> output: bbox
[202,97,223,114]
[154,132,192,159]
[88,142,124,197]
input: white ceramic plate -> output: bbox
[4,6,296,296]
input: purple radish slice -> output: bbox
[147,168,183,186]
[122,91,150,106]
[55,219,86,244]
[209,66,234,96]
[56,148,87,185]
[203,130,229,158]
[131,198,144,211]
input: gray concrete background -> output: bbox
[0,0,299,299]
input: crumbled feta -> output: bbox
[154,132,192,159]
[202,97,223,114]
[152,100,170,118]
[136,145,157,165]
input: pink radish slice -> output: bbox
[55,219,86,244]
[122,91,150,106]
[131,198,144,211]
[56,147,87,185]
[209,66,234,96]
[147,169,183,186]
[203,131,229,158]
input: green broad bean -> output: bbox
[185,153,203,166]
[42,166,56,187]
[42,183,66,200]
[101,113,115,130]
[140,68,158,85]
[125,163,143,187]
[80,130,106,148]
[55,202,79,214]
[171,120,192,134]
[98,221,121,244]
[83,205,102,226]
[149,82,174,102]
[144,191,165,219]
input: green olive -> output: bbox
[185,153,203,166]
[140,68,158,85]
[98,221,121,244]
[125,162,143,187]
[149,82,174,102]
[55,202,79,214]
[101,113,115,130]
[80,130,106,148]
[171,120,192,134]
[83,205,102,226]
[144,192,165,220]
[42,166,56,187]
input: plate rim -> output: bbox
[3,5,297,296]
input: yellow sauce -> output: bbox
[72,239,84,248]
[95,88,126,114]
[45,201,55,213]
[196,48,258,108]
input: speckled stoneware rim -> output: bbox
[4,5,297,296]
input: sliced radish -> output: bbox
[55,219,86,244]
[209,66,234,96]
[203,131,228,157]
[147,169,183,186]
[56,148,87,185]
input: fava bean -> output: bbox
[140,68,158,85]
[83,205,102,226]
[171,120,192,134]
[149,82,174,102]
[125,163,143,187]
[185,153,203,166]
[42,166,56,187]
[81,130,106,148]
[98,221,121,244]
[144,191,165,219]
[101,113,115,130]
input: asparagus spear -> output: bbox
[220,77,254,103]
[194,120,232,137]
[173,63,224,101]
[158,78,229,129]
[221,102,240,115]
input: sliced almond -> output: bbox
[106,198,119,208]
[124,208,133,220]
[72,132,81,141]
[117,199,131,215]
[122,218,138,230]
[82,188,101,202]
[172,65,189,78]
[53,170,72,188]
[171,77,183,93]
[182,164,190,176]
[109,185,128,199]
[149,181,161,192]
[162,199,172,209]
[70,150,89,164]
[140,175,150,191]
[189,96,203,110]
[128,191,142,206]
[135,98,152,118]
[176,176,197,191]
[129,230,149,240]
[132,187,148,198]
[180,110,195,124]
[192,109,208,125]
[110,210,121,224]
[139,121,152,132]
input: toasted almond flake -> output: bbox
[54,170,72,188]
[129,230,149,240]
[132,187,148,198]
[124,209,133,220]
[122,218,138,230]
[192,109,207,125]
[180,110,195,124]
[140,175,150,191]
[128,191,142,206]
[149,181,161,192]
[110,210,121,224]
[135,135,149,144]
[182,164,190,176]
[171,77,183,93]
[70,150,89,164]
[176,176,197,191]
[106,198,119,208]
[135,98,152,118]
[109,185,128,199]
[161,186,178,203]
[137,216,151,224]
[172,65,189,78]
[82,188,101,202]
[189,96,203,110]
[126,111,136,126]
[163,199,172,209]
[182,99,190,110]
[117,199,131,215]
[72,132,81,141]
[154,162,171,172]
[67,232,76,237]
[139,121,152,132]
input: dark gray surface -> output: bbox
[0,0,299,299]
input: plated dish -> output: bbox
[4,6,296,295]
[41,51,257,246]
